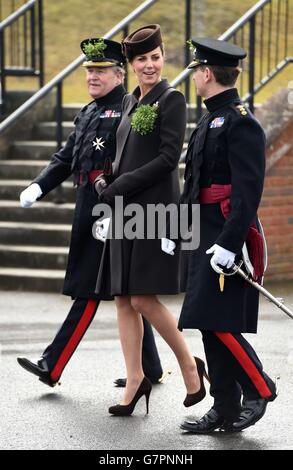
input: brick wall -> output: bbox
[259,120,293,282]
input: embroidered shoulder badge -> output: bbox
[209,117,225,128]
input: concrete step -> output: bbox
[34,121,74,140]
[0,267,64,292]
[2,90,36,116]
[185,123,196,141]
[0,160,49,179]
[0,244,68,270]
[61,103,201,123]
[0,221,71,246]
[0,201,75,224]
[10,141,66,160]
[32,115,196,143]
[186,104,208,122]
[187,104,196,122]
[0,179,75,203]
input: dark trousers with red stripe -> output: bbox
[201,330,276,420]
[42,298,163,384]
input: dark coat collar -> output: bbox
[114,80,171,176]
[204,88,240,113]
[94,84,126,107]
[126,79,171,114]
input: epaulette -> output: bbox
[235,103,248,116]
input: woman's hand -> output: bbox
[99,184,118,205]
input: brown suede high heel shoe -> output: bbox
[109,377,152,416]
[183,357,210,407]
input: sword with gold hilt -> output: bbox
[210,259,293,320]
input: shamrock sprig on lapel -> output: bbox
[131,101,159,136]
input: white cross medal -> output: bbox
[92,137,105,151]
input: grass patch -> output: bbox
[5,0,293,106]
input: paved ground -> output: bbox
[0,284,292,450]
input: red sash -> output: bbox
[199,184,264,281]
[79,169,103,185]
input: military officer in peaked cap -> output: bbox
[179,38,277,433]
[17,38,163,390]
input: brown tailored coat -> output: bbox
[96,79,187,295]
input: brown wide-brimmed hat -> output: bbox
[122,24,162,61]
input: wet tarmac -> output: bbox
[0,285,292,450]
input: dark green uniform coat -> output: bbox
[96,80,186,296]
[178,88,266,333]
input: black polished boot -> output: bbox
[223,392,277,432]
[17,357,59,388]
[180,408,227,434]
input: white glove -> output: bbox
[161,238,176,256]
[20,183,43,208]
[95,217,110,243]
[206,243,236,269]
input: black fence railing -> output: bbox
[172,0,292,120]
[0,0,27,20]
[0,0,160,148]
[0,0,291,142]
[0,0,44,114]
[0,0,195,141]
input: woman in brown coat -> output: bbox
[95,25,206,415]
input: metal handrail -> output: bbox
[172,0,273,88]
[0,0,36,30]
[0,0,158,136]
[171,0,292,119]
[0,0,44,115]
